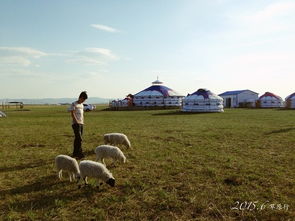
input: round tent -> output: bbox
[258,92,284,108]
[133,79,184,107]
[182,88,224,112]
[285,92,295,109]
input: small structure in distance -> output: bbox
[257,92,284,108]
[285,92,295,109]
[219,90,258,108]
[182,88,224,112]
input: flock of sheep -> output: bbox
[55,133,131,188]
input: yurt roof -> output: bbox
[259,92,282,100]
[190,89,216,98]
[219,89,258,96]
[286,92,295,100]
[134,79,183,97]
[186,88,222,100]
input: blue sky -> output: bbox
[0,0,294,99]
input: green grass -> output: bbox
[0,106,294,220]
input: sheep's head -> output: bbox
[106,178,115,187]
[75,173,81,183]
[123,139,131,148]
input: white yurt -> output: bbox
[285,92,295,109]
[258,92,284,108]
[182,88,224,112]
[110,99,128,108]
[133,79,184,107]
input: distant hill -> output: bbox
[0,97,112,105]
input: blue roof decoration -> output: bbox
[219,90,255,96]
[190,89,214,99]
[134,78,183,97]
[135,85,176,97]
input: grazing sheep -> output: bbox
[79,160,115,188]
[95,145,126,165]
[55,154,80,182]
[104,133,131,148]
[0,111,6,118]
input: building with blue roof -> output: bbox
[219,90,258,108]
[133,78,184,107]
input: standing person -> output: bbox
[69,91,88,159]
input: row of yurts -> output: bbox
[110,79,295,112]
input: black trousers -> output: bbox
[72,123,83,156]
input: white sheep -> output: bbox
[55,154,80,182]
[95,145,126,165]
[78,160,115,188]
[104,133,131,148]
[0,111,7,118]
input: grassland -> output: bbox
[0,106,294,220]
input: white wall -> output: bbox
[237,91,258,107]
[220,90,258,108]
[220,95,236,108]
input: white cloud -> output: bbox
[0,47,47,58]
[90,24,119,33]
[0,47,47,67]
[85,48,118,60]
[67,56,105,65]
[0,56,31,66]
[67,48,119,65]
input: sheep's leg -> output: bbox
[84,177,88,185]
[76,176,80,184]
[58,170,63,180]
[102,158,106,165]
[71,173,76,181]
[69,172,72,182]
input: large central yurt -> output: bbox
[285,92,295,109]
[258,92,284,108]
[133,79,184,107]
[182,88,224,112]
